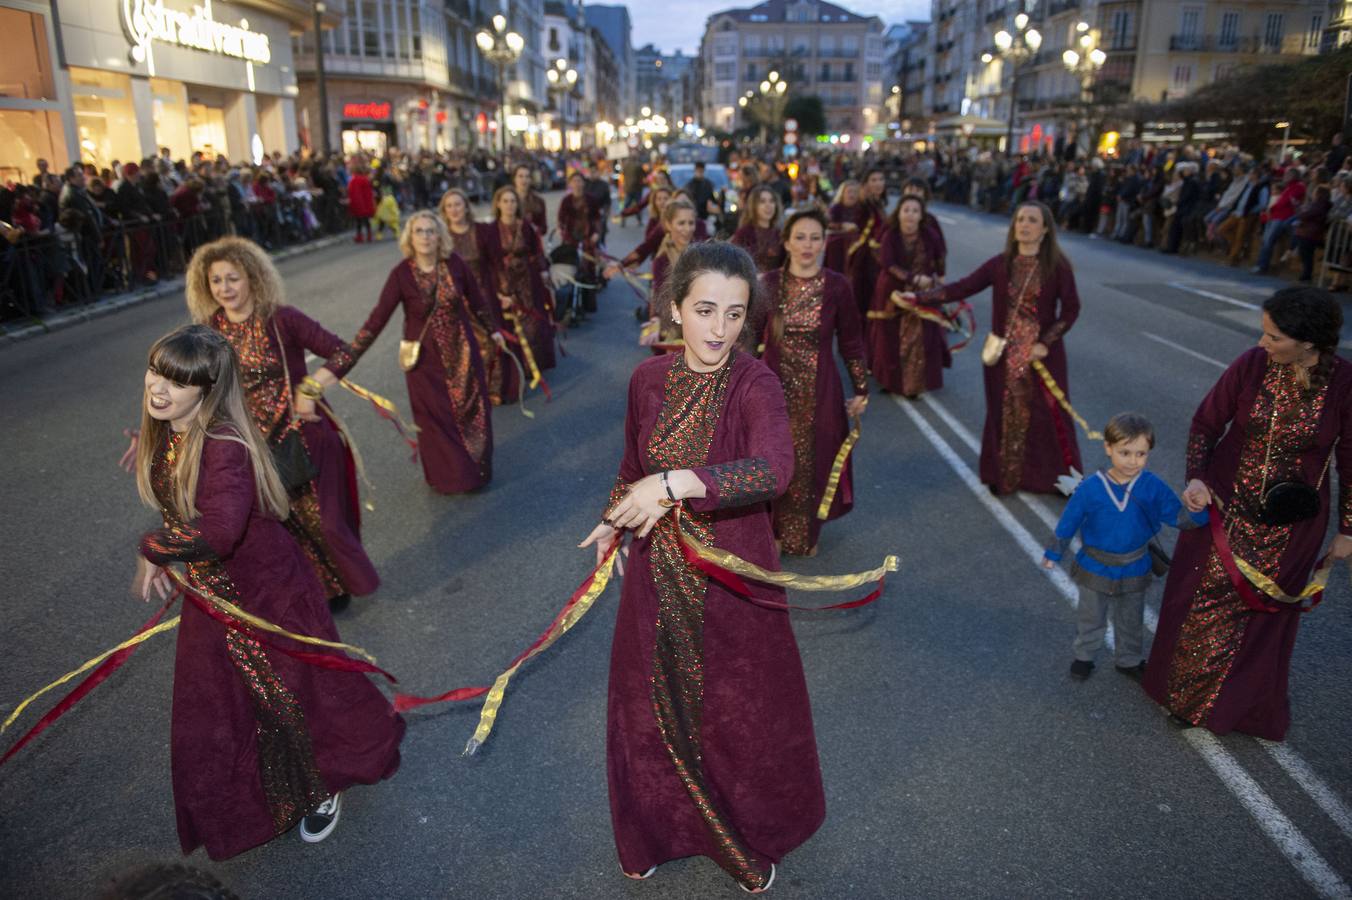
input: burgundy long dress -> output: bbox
[141,430,403,860]
[922,210,948,260]
[484,216,557,373]
[605,352,824,890]
[520,190,548,237]
[923,253,1083,494]
[450,222,519,405]
[1144,348,1352,740]
[330,257,494,493]
[210,307,379,600]
[761,268,869,555]
[868,227,948,397]
[846,198,887,321]
[824,201,863,274]
[731,223,785,272]
[620,222,664,269]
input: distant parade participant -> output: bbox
[557,171,604,313]
[346,166,376,244]
[901,176,948,260]
[332,210,502,494]
[164,237,378,611]
[903,201,1083,495]
[824,178,863,273]
[579,241,824,893]
[640,199,700,349]
[731,185,786,272]
[1145,287,1351,740]
[672,188,713,241]
[760,209,869,556]
[846,168,889,319]
[439,188,519,405]
[868,194,948,398]
[608,186,674,273]
[134,325,403,859]
[512,163,548,237]
[485,185,556,374]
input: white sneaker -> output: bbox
[299,793,341,843]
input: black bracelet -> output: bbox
[662,470,678,502]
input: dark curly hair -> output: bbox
[660,241,760,349]
[1262,286,1343,353]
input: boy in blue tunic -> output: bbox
[1043,413,1207,681]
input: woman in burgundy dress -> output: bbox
[331,210,502,494]
[557,171,602,313]
[731,185,786,272]
[846,168,889,320]
[512,164,549,236]
[824,179,862,274]
[869,195,948,398]
[762,209,870,556]
[641,199,699,348]
[607,187,674,276]
[580,241,823,893]
[134,325,403,859]
[905,201,1083,494]
[183,237,378,610]
[1144,287,1351,740]
[902,176,948,261]
[439,188,519,405]
[485,185,556,375]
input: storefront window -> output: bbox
[70,68,142,168]
[0,7,66,177]
[188,102,229,159]
[151,78,192,161]
[0,7,56,100]
[342,128,389,156]
[0,109,66,182]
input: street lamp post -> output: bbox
[313,1,330,155]
[757,70,788,146]
[985,12,1041,154]
[1062,21,1107,155]
[546,57,578,151]
[476,14,524,157]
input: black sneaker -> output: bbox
[1070,659,1095,680]
[299,793,341,843]
[1115,661,1147,680]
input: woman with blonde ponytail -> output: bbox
[135,325,404,860]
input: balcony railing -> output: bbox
[1047,0,1080,14]
[1168,35,1259,52]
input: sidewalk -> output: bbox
[0,230,353,345]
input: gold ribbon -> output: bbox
[339,379,420,439]
[1236,556,1335,604]
[869,292,959,330]
[505,312,542,390]
[1030,360,1103,440]
[318,399,377,511]
[2,616,183,733]
[165,569,381,664]
[676,513,898,591]
[817,416,861,520]
[465,539,621,754]
[847,218,874,260]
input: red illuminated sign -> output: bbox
[435,110,448,124]
[475,112,489,133]
[343,101,391,121]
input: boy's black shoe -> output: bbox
[1070,659,1095,680]
[1115,661,1147,680]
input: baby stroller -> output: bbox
[548,240,599,326]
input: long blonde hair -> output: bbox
[657,198,697,266]
[185,237,284,324]
[136,325,289,521]
[832,179,860,206]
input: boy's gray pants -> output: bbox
[1073,586,1145,666]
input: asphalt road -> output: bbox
[1,195,1349,900]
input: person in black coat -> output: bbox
[1163,162,1202,254]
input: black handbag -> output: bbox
[1146,539,1171,576]
[271,320,316,492]
[1254,408,1334,528]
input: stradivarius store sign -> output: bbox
[122,0,272,65]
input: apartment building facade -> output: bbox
[698,0,886,137]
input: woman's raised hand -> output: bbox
[892,291,918,308]
[135,556,173,602]
[1182,478,1212,513]
[118,428,140,472]
[579,522,627,575]
[1328,534,1352,561]
[293,391,322,423]
[1030,342,1050,361]
[846,395,868,418]
[607,473,676,538]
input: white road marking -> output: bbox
[305,352,317,363]
[1167,281,1261,310]
[896,392,1350,895]
[1259,739,1352,841]
[1141,332,1228,370]
[1183,729,1352,900]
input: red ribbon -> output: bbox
[1206,502,1325,614]
[676,534,888,612]
[1037,375,1077,472]
[1,595,178,767]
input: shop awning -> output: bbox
[933,114,1008,137]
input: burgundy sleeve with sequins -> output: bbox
[687,364,793,512]
[327,265,406,378]
[919,254,996,307]
[278,306,355,375]
[1038,261,1080,346]
[140,436,256,564]
[829,272,869,395]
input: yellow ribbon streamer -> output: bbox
[2,616,183,733]
[339,379,420,438]
[847,218,874,260]
[676,510,898,591]
[817,416,862,520]
[505,312,543,390]
[1030,360,1103,440]
[465,540,621,755]
[165,569,381,664]
[868,292,959,331]
[318,399,377,511]
[1235,556,1335,604]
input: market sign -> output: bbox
[343,101,392,120]
[122,0,271,65]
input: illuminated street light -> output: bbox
[476,14,524,155]
[985,14,1041,151]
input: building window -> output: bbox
[820,35,835,55]
[1308,14,1324,49]
[844,62,855,82]
[791,34,809,55]
[1171,64,1192,91]
[1180,7,1201,42]
[1219,12,1240,48]
[842,35,858,55]
[767,34,783,53]
[715,61,735,81]
[1264,13,1285,49]
[1109,10,1133,49]
[1214,62,1236,81]
[745,62,756,80]
[820,62,831,81]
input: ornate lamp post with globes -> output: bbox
[476,14,524,156]
[981,12,1041,154]
[546,57,578,150]
[1062,21,1107,155]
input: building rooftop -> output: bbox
[710,0,874,26]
